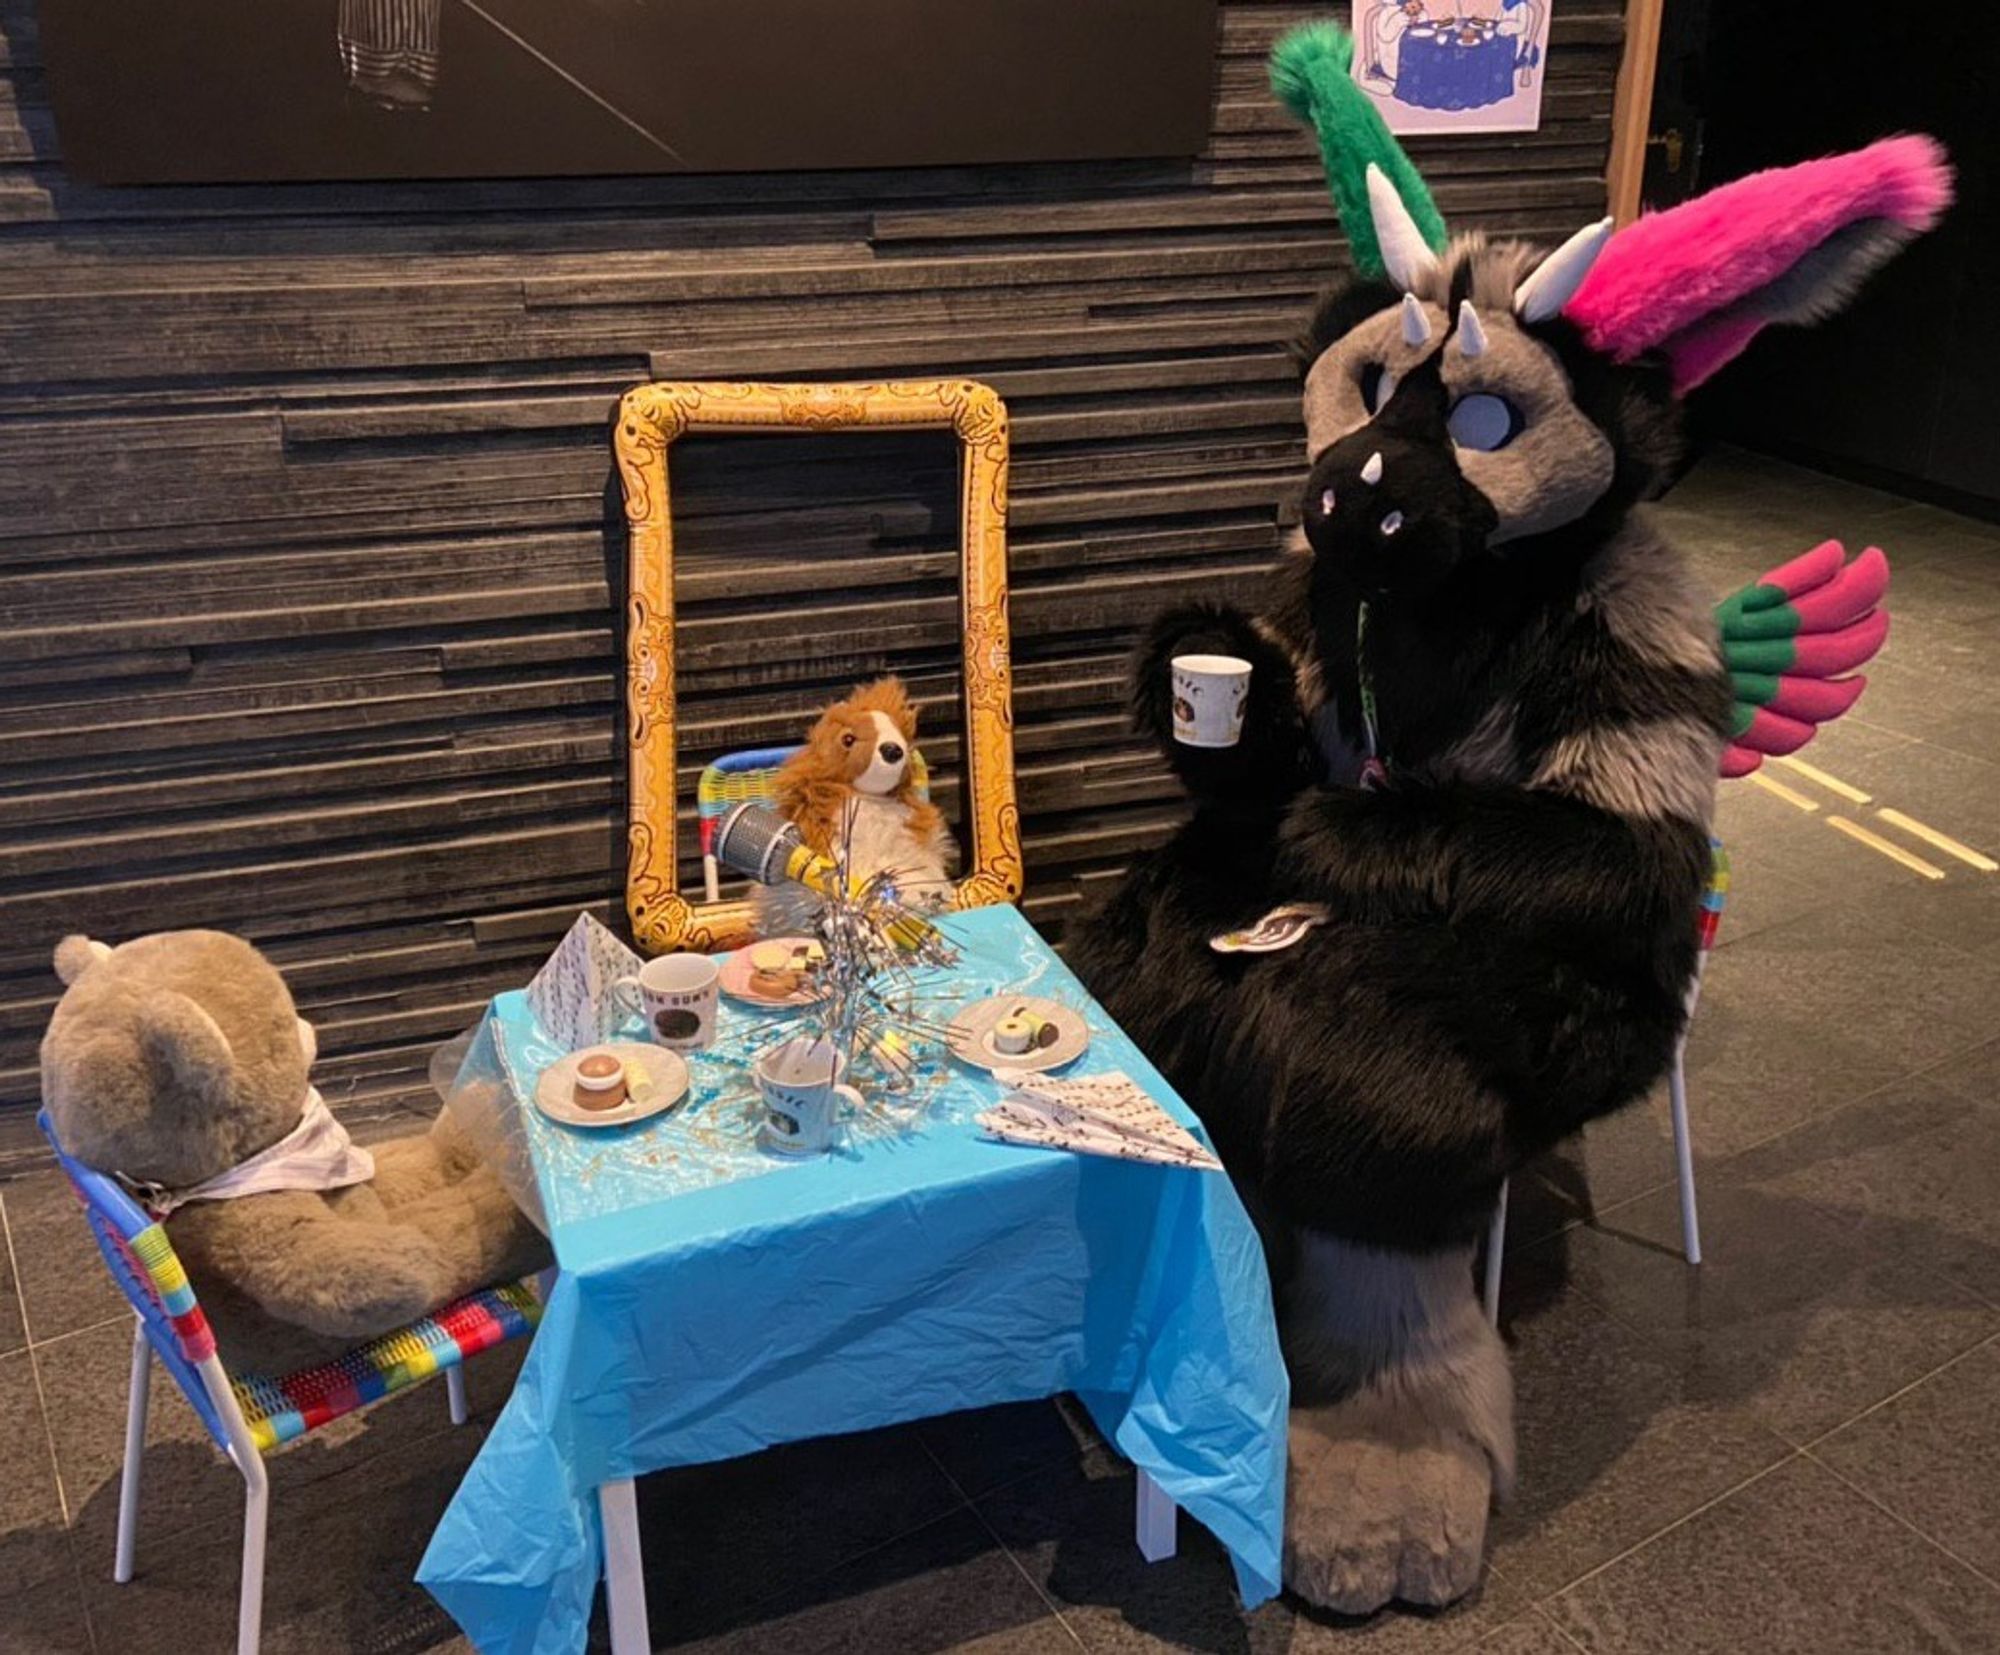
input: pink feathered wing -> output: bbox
[1565,136,1953,392]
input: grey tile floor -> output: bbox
[4,446,1998,1654]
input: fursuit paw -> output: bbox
[1283,1394,1496,1614]
[1129,602,1313,804]
[1277,1234,1514,1614]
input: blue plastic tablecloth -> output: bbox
[419,903,1287,1654]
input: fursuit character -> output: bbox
[1068,20,1946,1616]
[759,676,955,935]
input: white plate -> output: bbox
[946,995,1090,1074]
[533,1042,689,1129]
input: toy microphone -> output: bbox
[712,803,938,950]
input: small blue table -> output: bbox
[419,903,1288,1655]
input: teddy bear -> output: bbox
[758,675,955,933]
[40,928,549,1378]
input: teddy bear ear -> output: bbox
[53,935,112,985]
[135,990,238,1104]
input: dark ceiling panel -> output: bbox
[39,0,1220,184]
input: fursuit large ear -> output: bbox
[1269,20,1448,282]
[1564,136,1953,393]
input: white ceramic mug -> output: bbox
[1170,653,1252,748]
[754,1035,861,1157]
[612,953,720,1052]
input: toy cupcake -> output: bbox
[993,1009,1053,1056]
[748,942,800,997]
[572,1050,629,1112]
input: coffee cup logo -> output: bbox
[653,1006,702,1041]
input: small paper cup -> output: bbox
[1169,653,1252,748]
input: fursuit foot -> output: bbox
[1283,1385,1497,1612]
[1278,1232,1514,1615]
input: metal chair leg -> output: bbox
[599,1479,650,1655]
[114,1315,150,1584]
[1668,1041,1702,1265]
[1482,1179,1509,1324]
[1135,1469,1178,1561]
[235,1448,271,1655]
[446,1365,469,1426]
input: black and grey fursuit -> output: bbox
[1068,242,1733,1613]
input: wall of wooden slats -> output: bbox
[0,0,1625,1150]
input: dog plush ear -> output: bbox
[1564,135,1951,392]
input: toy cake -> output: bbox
[572,1050,629,1112]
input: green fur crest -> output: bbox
[1269,21,1448,280]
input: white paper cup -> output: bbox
[613,953,720,1052]
[1170,653,1252,748]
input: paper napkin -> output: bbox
[978,1071,1222,1170]
[524,912,644,1051]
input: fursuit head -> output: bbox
[1068,19,1947,1617]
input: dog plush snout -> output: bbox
[879,740,905,766]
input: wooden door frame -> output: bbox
[1606,0,1665,224]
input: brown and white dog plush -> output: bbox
[766,677,954,927]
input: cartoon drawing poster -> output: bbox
[1349,0,1551,136]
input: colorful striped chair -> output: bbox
[1481,839,1729,1320]
[39,1114,543,1655]
[697,744,932,901]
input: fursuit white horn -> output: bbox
[1513,216,1615,323]
[1400,293,1432,347]
[1455,301,1489,358]
[1366,163,1441,294]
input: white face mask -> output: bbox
[120,1086,375,1217]
[851,710,911,797]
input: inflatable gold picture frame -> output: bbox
[615,380,1022,955]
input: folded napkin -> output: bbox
[525,912,645,1050]
[978,1071,1222,1170]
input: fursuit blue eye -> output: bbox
[1447,393,1523,451]
[1360,363,1399,415]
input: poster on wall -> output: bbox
[38,0,1220,185]
[1348,0,1551,135]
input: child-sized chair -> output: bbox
[40,1115,543,1655]
[696,744,932,902]
[1481,841,1729,1320]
